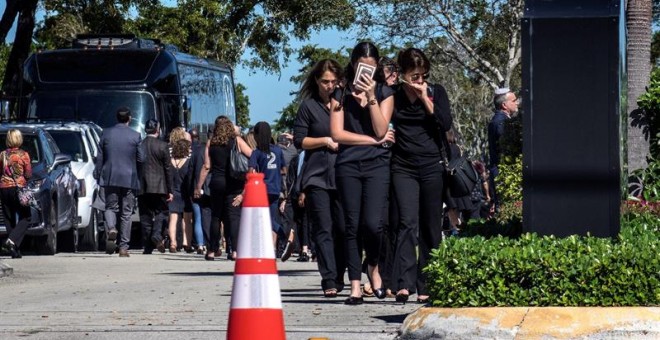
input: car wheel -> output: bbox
[36,200,58,255]
[78,207,99,251]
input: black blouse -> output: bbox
[332,84,395,165]
[392,84,452,167]
[294,96,337,191]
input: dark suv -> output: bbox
[0,126,78,255]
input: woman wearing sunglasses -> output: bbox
[390,47,453,304]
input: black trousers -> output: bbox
[294,201,310,250]
[379,184,398,291]
[307,186,345,291]
[391,161,445,296]
[207,189,242,254]
[138,193,168,249]
[0,187,31,247]
[336,157,390,281]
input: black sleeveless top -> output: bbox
[209,138,244,194]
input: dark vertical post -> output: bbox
[522,0,625,238]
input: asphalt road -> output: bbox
[0,251,421,340]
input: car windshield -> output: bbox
[27,91,155,132]
[47,130,87,162]
[0,133,41,164]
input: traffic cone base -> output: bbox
[228,309,285,340]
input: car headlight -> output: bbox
[77,179,86,197]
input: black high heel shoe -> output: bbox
[373,288,386,299]
[366,265,386,299]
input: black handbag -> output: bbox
[445,155,479,198]
[229,138,248,179]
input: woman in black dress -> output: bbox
[167,138,192,253]
[194,116,251,260]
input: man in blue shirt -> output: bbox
[247,121,288,258]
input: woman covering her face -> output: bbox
[329,41,395,305]
[389,47,453,304]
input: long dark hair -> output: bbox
[335,42,381,111]
[345,41,380,84]
[253,121,272,154]
[300,59,344,100]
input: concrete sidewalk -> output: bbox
[400,307,660,339]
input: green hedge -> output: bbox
[425,212,660,307]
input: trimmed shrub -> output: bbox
[425,212,660,307]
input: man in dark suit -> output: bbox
[488,88,519,211]
[138,120,173,254]
[94,107,143,257]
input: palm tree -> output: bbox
[626,0,653,172]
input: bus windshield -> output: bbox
[27,91,156,131]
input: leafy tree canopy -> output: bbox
[35,0,355,74]
[235,83,251,129]
[353,0,523,89]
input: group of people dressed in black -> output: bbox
[291,42,460,305]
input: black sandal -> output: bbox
[344,296,364,305]
[395,289,410,304]
[323,288,338,298]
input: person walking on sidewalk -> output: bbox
[0,129,32,259]
[390,48,453,304]
[248,122,288,256]
[194,116,251,261]
[330,42,395,305]
[94,107,143,257]
[294,58,347,297]
[137,119,173,254]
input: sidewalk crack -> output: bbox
[514,308,530,339]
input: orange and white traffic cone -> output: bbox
[227,173,285,340]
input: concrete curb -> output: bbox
[400,307,660,339]
[0,260,13,277]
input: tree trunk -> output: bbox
[0,0,19,44]
[626,0,653,172]
[2,0,38,97]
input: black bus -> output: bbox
[12,34,236,139]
